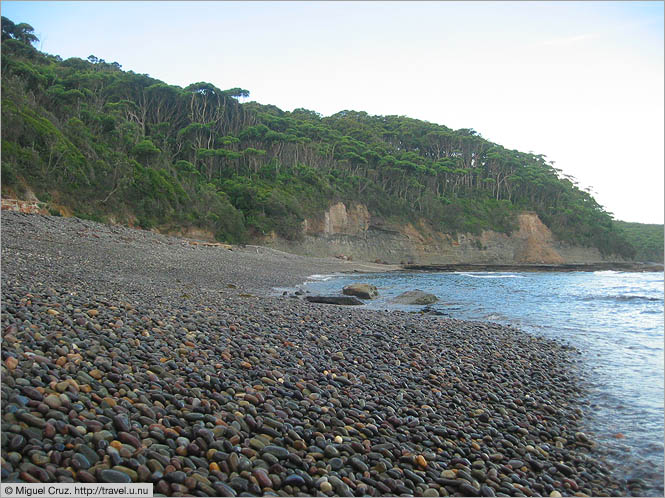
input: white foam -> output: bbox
[457,272,524,279]
[307,274,338,281]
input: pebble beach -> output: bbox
[1,212,629,497]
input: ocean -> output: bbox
[300,270,665,496]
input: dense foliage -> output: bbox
[614,222,664,262]
[1,17,640,257]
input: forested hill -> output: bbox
[613,222,664,263]
[1,17,642,259]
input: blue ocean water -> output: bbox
[301,270,665,495]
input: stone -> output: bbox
[112,414,131,432]
[252,468,272,488]
[305,296,364,306]
[213,482,237,497]
[31,452,50,465]
[99,469,132,483]
[350,457,368,472]
[44,395,62,409]
[391,290,439,305]
[342,283,379,300]
[283,474,306,487]
[324,445,339,458]
[18,412,46,428]
[89,369,103,380]
[262,445,289,459]
[72,453,91,470]
[22,386,44,401]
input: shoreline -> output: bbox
[1,212,631,496]
[403,262,664,273]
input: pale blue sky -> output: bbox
[3,1,664,223]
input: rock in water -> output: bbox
[342,283,379,299]
[391,289,438,305]
[305,296,364,305]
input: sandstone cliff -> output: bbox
[263,202,612,265]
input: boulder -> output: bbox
[342,283,379,300]
[391,290,438,305]
[305,296,364,306]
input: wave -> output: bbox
[484,312,511,322]
[456,272,525,279]
[581,294,663,303]
[307,274,339,281]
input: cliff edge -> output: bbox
[263,202,614,265]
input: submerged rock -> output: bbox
[392,289,438,305]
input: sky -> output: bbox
[3,1,664,224]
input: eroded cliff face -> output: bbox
[264,202,611,265]
[303,202,371,236]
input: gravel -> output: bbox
[1,212,630,496]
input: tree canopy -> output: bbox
[1,17,645,258]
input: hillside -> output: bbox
[1,17,638,259]
[614,222,664,263]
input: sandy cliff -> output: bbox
[264,202,611,265]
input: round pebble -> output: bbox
[0,211,633,498]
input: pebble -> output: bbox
[283,474,306,487]
[0,212,633,497]
[44,394,62,409]
[324,445,340,458]
[252,468,273,488]
[72,453,91,470]
[99,469,132,483]
[263,445,289,459]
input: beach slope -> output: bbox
[1,212,626,496]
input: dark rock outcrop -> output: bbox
[305,295,365,305]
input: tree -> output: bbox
[2,17,39,45]
[0,16,638,258]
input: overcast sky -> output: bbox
[4,1,663,224]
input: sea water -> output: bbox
[302,270,665,495]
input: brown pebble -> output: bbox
[44,423,56,439]
[89,369,103,380]
[77,470,97,483]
